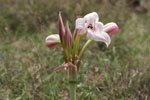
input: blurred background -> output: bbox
[0,0,150,99]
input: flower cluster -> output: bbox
[45,12,118,73]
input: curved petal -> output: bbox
[103,22,118,35]
[84,12,99,25]
[94,31,111,47]
[87,30,111,47]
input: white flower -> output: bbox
[75,12,112,47]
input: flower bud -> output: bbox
[65,22,72,49]
[58,12,65,43]
[45,34,60,48]
[103,22,119,35]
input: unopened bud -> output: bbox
[103,22,118,35]
[45,34,60,48]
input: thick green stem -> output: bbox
[69,82,76,100]
[68,63,77,100]
[79,40,93,60]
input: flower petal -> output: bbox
[87,30,111,47]
[75,18,85,29]
[87,29,95,40]
[84,12,99,24]
[94,22,104,32]
[103,22,118,35]
[75,18,86,35]
[94,31,111,47]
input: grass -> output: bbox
[0,0,150,100]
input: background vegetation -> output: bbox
[0,0,150,99]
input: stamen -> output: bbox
[87,24,93,29]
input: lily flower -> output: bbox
[45,12,119,100]
[75,12,118,47]
[45,34,60,48]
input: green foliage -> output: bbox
[0,0,150,99]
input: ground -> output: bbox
[0,0,150,100]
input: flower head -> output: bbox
[46,12,119,72]
[75,12,118,47]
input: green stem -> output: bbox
[79,40,93,60]
[72,34,81,64]
[69,82,76,100]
